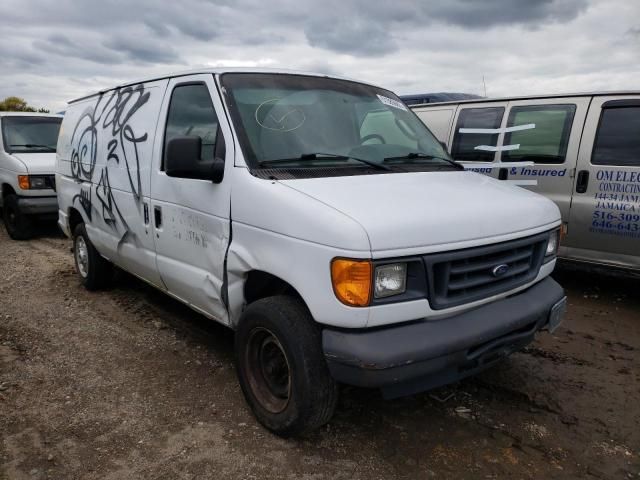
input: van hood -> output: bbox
[280,171,560,253]
[11,152,56,174]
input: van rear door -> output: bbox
[565,96,640,270]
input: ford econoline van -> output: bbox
[411,92,640,272]
[0,112,63,239]
[56,69,566,436]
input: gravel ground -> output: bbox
[0,222,638,480]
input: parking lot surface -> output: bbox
[0,224,638,479]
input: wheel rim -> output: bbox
[245,327,291,413]
[75,236,89,278]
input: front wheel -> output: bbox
[2,194,33,240]
[235,296,338,437]
[73,223,113,290]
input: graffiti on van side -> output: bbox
[101,86,150,199]
[69,84,150,241]
[96,168,130,234]
[72,188,92,222]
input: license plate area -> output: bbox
[547,296,567,333]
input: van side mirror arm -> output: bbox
[211,125,226,184]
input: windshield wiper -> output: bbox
[10,144,56,152]
[259,152,391,171]
[383,152,463,170]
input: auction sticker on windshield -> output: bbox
[377,94,408,111]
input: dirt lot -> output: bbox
[0,222,638,480]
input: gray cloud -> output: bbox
[34,34,123,65]
[302,0,589,55]
[305,18,397,56]
[104,35,183,64]
[0,0,636,112]
[0,43,45,69]
[428,0,588,29]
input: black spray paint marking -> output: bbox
[70,84,150,242]
[100,85,150,199]
[72,188,93,222]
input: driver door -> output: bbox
[149,75,234,324]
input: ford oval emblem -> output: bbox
[492,264,510,277]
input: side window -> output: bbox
[163,83,218,169]
[592,106,640,167]
[502,104,575,164]
[451,107,504,162]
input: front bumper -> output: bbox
[322,277,566,398]
[16,196,58,215]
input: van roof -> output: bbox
[68,68,385,104]
[409,91,640,108]
[0,112,62,118]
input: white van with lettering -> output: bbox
[411,92,640,272]
[56,69,566,436]
[0,112,63,239]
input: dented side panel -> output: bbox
[226,221,371,329]
[225,167,372,329]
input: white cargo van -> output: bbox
[56,69,566,436]
[411,92,640,272]
[0,112,63,239]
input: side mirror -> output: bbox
[439,141,448,151]
[165,136,225,184]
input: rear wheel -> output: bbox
[235,296,338,437]
[2,194,33,240]
[73,223,113,290]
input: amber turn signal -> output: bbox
[331,258,372,307]
[18,175,30,190]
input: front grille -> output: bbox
[424,232,548,310]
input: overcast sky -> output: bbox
[1,0,638,111]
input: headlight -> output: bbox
[545,229,560,257]
[374,263,407,298]
[29,176,47,189]
[17,175,51,190]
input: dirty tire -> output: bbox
[73,223,113,290]
[235,295,338,437]
[3,194,33,240]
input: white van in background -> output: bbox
[0,112,63,239]
[411,93,640,272]
[56,69,566,436]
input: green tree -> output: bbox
[0,96,50,113]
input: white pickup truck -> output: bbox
[0,112,63,239]
[56,69,566,436]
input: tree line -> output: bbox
[0,96,50,113]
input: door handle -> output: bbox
[576,170,590,193]
[498,167,509,180]
[143,203,150,225]
[154,206,162,228]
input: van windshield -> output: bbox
[2,116,62,154]
[220,73,452,172]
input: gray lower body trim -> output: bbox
[16,196,59,215]
[322,277,565,398]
